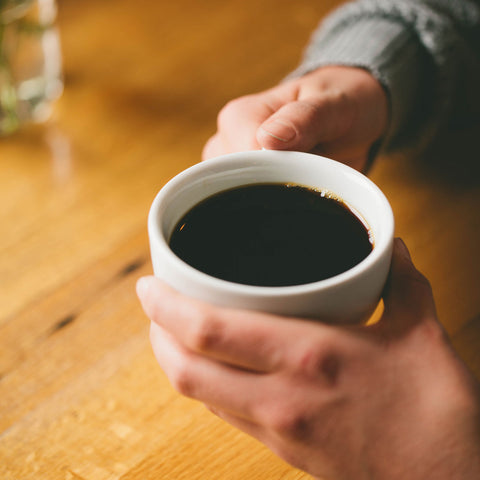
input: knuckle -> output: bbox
[217,96,250,127]
[264,404,312,439]
[418,315,449,345]
[294,339,341,386]
[297,344,325,372]
[170,359,196,397]
[294,99,322,122]
[187,307,224,352]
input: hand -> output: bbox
[203,66,389,172]
[137,239,480,480]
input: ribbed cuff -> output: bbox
[288,16,434,154]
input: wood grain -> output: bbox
[1,0,479,478]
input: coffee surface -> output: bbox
[169,183,373,287]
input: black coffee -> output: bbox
[169,183,373,287]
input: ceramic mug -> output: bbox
[148,150,394,324]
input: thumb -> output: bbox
[381,238,438,332]
[256,92,353,152]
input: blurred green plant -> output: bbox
[1,2,19,133]
[0,0,40,134]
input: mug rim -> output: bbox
[148,150,394,297]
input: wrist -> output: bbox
[292,14,435,155]
[383,325,480,480]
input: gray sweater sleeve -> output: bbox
[290,0,480,155]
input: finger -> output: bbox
[256,90,353,153]
[212,93,283,154]
[150,321,271,420]
[206,405,266,443]
[137,276,292,372]
[202,133,225,160]
[381,238,437,330]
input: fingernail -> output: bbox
[260,119,296,142]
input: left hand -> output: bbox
[202,65,389,172]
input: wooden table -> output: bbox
[1,0,479,478]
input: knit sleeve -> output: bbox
[290,0,480,155]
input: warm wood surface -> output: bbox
[1,0,479,478]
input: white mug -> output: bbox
[148,150,394,324]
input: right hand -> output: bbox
[138,239,480,480]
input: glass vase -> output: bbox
[0,0,63,135]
